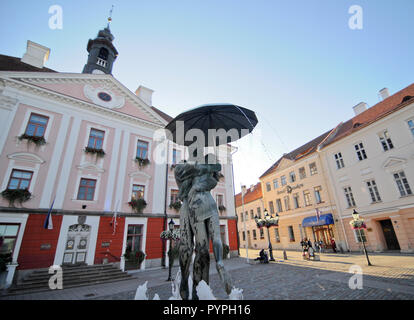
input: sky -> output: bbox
[1,0,413,194]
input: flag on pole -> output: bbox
[315,208,321,222]
[112,200,120,235]
[44,196,55,230]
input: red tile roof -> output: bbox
[234,182,262,207]
[320,83,414,148]
[0,54,56,73]
[151,106,174,122]
[259,130,332,179]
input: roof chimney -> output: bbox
[135,85,154,106]
[353,102,367,116]
[21,40,50,69]
[250,184,255,192]
[379,88,390,101]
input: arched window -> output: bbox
[98,47,109,61]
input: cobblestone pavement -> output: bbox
[2,250,414,300]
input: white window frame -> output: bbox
[406,118,414,138]
[309,162,318,175]
[303,190,312,206]
[293,193,300,209]
[343,186,356,208]
[353,228,367,243]
[354,142,367,161]
[393,170,413,197]
[334,152,345,169]
[378,129,394,152]
[366,179,381,203]
[314,186,322,204]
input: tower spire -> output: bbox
[107,5,114,28]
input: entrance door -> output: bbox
[380,219,400,251]
[313,225,334,249]
[62,224,91,265]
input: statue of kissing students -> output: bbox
[174,153,233,300]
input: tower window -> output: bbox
[98,48,109,60]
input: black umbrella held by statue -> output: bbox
[164,103,258,147]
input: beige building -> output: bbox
[259,133,348,252]
[235,183,269,250]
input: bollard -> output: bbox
[283,250,288,260]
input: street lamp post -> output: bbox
[351,210,372,266]
[255,209,279,262]
[160,219,180,281]
[167,219,175,281]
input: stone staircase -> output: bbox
[6,264,133,295]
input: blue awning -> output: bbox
[302,213,334,227]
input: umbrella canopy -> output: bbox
[164,104,258,147]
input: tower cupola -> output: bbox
[82,8,118,75]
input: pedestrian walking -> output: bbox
[318,240,323,253]
[314,241,320,253]
[331,238,337,253]
[301,238,309,260]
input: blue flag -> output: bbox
[44,197,55,230]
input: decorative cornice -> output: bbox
[129,171,152,180]
[76,163,105,173]
[1,77,164,131]
[0,72,169,125]
[7,152,45,164]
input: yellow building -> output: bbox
[234,183,270,250]
[259,132,348,252]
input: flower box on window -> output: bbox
[18,134,46,146]
[135,157,150,168]
[169,201,182,212]
[128,198,147,214]
[84,146,105,157]
[1,189,31,207]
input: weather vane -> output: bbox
[107,5,114,27]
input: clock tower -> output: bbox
[82,10,118,75]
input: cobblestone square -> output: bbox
[2,250,414,300]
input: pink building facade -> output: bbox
[0,39,238,288]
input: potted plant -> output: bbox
[1,188,31,207]
[349,219,367,230]
[169,201,182,212]
[222,243,230,259]
[123,250,146,270]
[18,134,46,146]
[128,198,147,214]
[135,157,150,168]
[84,146,105,157]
